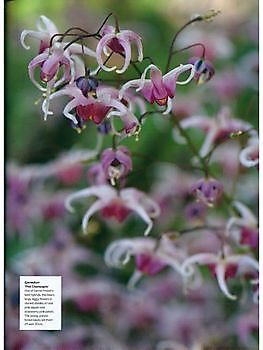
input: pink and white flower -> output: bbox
[21,16,96,93]
[96,25,143,74]
[227,201,258,249]
[173,107,253,157]
[65,185,160,235]
[43,84,140,136]
[119,63,195,113]
[181,247,258,300]
[105,236,188,288]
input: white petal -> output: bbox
[181,253,217,276]
[82,200,106,234]
[215,263,237,300]
[233,201,257,226]
[65,185,116,212]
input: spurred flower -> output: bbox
[65,185,160,235]
[227,201,258,249]
[22,16,96,92]
[119,63,195,113]
[181,247,259,300]
[105,236,187,288]
[43,84,140,136]
[173,107,253,157]
[96,25,143,74]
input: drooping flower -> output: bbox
[96,25,143,74]
[22,16,96,92]
[21,15,59,53]
[43,84,140,136]
[105,236,188,288]
[119,63,195,113]
[188,57,215,84]
[173,107,253,157]
[101,146,132,185]
[190,178,223,207]
[65,185,160,235]
[227,201,258,249]
[181,247,259,300]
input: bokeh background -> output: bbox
[5,0,258,349]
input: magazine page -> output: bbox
[5,0,259,349]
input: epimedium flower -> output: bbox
[181,246,259,300]
[226,201,258,249]
[101,146,132,185]
[42,84,140,136]
[190,177,223,207]
[104,236,188,288]
[65,184,160,236]
[22,16,96,92]
[96,24,143,74]
[21,15,59,53]
[173,107,253,158]
[119,63,195,113]
[188,57,215,85]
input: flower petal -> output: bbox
[82,199,106,234]
[215,263,237,300]
[116,37,132,74]
[65,185,116,212]
[96,33,117,72]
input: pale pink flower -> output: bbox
[173,107,253,157]
[65,185,160,235]
[181,247,258,300]
[105,236,187,288]
[227,201,258,249]
[96,25,143,74]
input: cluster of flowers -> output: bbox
[20,10,259,303]
[6,9,258,349]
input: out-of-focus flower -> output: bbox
[119,63,195,113]
[105,236,188,288]
[184,202,207,222]
[190,178,223,207]
[240,135,259,168]
[235,306,259,348]
[188,57,215,85]
[173,107,253,157]
[65,185,160,235]
[227,201,258,249]
[101,146,132,185]
[209,69,243,100]
[181,247,259,300]
[56,162,84,185]
[176,27,234,60]
[96,24,143,74]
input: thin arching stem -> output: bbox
[165,15,203,73]
[172,42,206,58]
